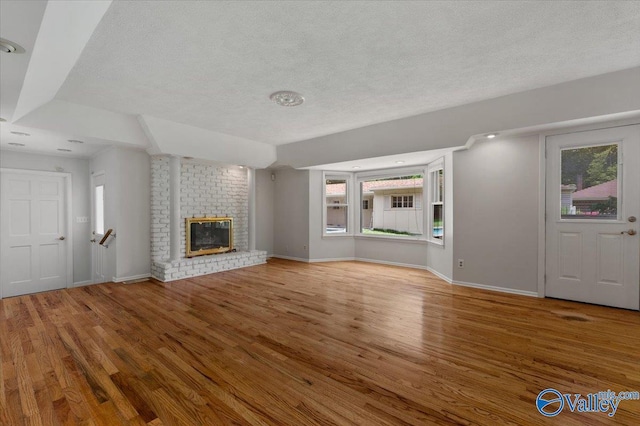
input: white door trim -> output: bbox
[0,168,73,299]
[537,119,640,302]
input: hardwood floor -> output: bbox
[1,258,639,425]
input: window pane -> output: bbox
[326,206,347,233]
[432,204,443,239]
[360,175,423,236]
[561,144,618,219]
[325,177,348,233]
[437,169,444,202]
[95,185,105,235]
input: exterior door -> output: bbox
[545,125,640,310]
[91,172,107,283]
[1,171,68,298]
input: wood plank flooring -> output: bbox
[1,258,639,425]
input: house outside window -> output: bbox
[357,172,424,237]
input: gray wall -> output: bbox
[354,238,427,268]
[116,148,150,279]
[452,135,539,292]
[273,168,310,259]
[90,147,150,281]
[255,169,275,255]
[0,150,91,284]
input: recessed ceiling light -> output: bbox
[10,131,30,136]
[270,91,305,107]
[67,139,84,144]
[486,133,498,139]
[239,165,245,169]
[352,166,361,169]
[8,142,25,147]
[0,38,25,54]
[395,161,405,164]
[57,148,72,152]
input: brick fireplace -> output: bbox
[150,156,266,281]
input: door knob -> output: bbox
[629,216,637,223]
[621,229,637,236]
[58,236,66,240]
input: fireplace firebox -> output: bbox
[186,217,233,257]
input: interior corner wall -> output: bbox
[452,135,539,292]
[255,169,275,255]
[272,169,310,260]
[0,150,91,284]
[426,153,454,281]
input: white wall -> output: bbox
[452,135,539,292]
[273,169,309,260]
[91,147,151,281]
[255,169,275,255]
[427,153,454,281]
[0,150,91,284]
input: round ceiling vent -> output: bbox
[270,91,304,107]
[0,38,25,54]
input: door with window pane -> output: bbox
[545,125,640,310]
[91,173,107,283]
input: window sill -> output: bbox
[427,238,445,247]
[322,233,354,238]
[354,234,427,244]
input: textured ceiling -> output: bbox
[56,1,640,146]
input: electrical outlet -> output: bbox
[457,259,464,268]
[303,245,307,251]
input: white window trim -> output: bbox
[355,166,427,241]
[322,172,354,237]
[427,158,445,245]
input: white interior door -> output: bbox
[91,173,107,283]
[1,171,69,298]
[545,125,640,310]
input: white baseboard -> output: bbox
[426,267,453,283]
[274,255,429,271]
[452,280,538,297]
[356,257,429,271]
[113,273,151,283]
[270,255,311,263]
[310,257,356,263]
[71,280,93,288]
